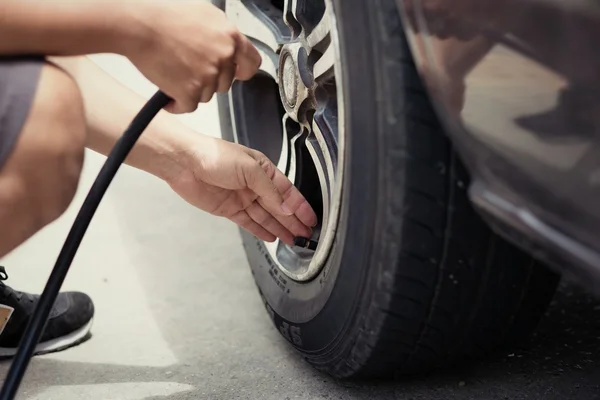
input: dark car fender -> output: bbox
[395,0,600,292]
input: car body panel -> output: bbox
[395,0,600,289]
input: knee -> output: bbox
[6,62,87,229]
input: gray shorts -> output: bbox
[0,56,44,170]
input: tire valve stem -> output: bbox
[294,237,318,251]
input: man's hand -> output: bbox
[0,1,259,114]
[167,137,318,245]
[126,1,261,114]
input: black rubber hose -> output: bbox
[0,90,171,400]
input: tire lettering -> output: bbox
[290,326,303,346]
[279,321,291,342]
[254,240,302,348]
[268,266,286,291]
[279,322,303,347]
[258,290,304,348]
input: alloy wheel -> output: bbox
[224,0,345,282]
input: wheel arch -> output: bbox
[393,0,600,291]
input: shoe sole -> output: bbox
[0,317,94,359]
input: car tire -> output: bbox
[213,0,561,378]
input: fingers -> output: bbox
[269,168,319,228]
[230,210,276,243]
[165,85,202,114]
[241,153,316,243]
[232,32,262,81]
[170,33,258,112]
[167,42,255,113]
[234,201,311,245]
[245,202,295,246]
[165,101,197,114]
[242,156,291,218]
[217,60,237,93]
[244,151,318,230]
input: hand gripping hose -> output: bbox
[0,91,171,400]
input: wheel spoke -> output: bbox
[276,115,291,175]
[277,114,306,181]
[226,0,291,80]
[284,0,326,37]
[313,44,335,82]
[302,111,337,227]
[255,43,279,80]
[304,137,332,229]
[306,6,331,50]
[283,0,304,35]
[311,112,337,182]
[283,117,306,185]
[227,0,290,51]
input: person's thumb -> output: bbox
[242,156,293,217]
[164,96,199,114]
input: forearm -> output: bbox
[0,1,139,56]
[51,56,201,181]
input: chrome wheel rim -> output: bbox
[225,0,344,282]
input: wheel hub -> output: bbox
[280,52,297,108]
[278,43,314,122]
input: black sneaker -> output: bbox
[0,266,94,358]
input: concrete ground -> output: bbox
[0,56,599,400]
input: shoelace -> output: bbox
[0,266,35,303]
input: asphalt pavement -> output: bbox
[0,55,598,400]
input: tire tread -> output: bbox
[317,0,560,378]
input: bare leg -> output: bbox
[0,60,86,257]
[0,58,93,357]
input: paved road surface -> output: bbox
[0,56,599,400]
